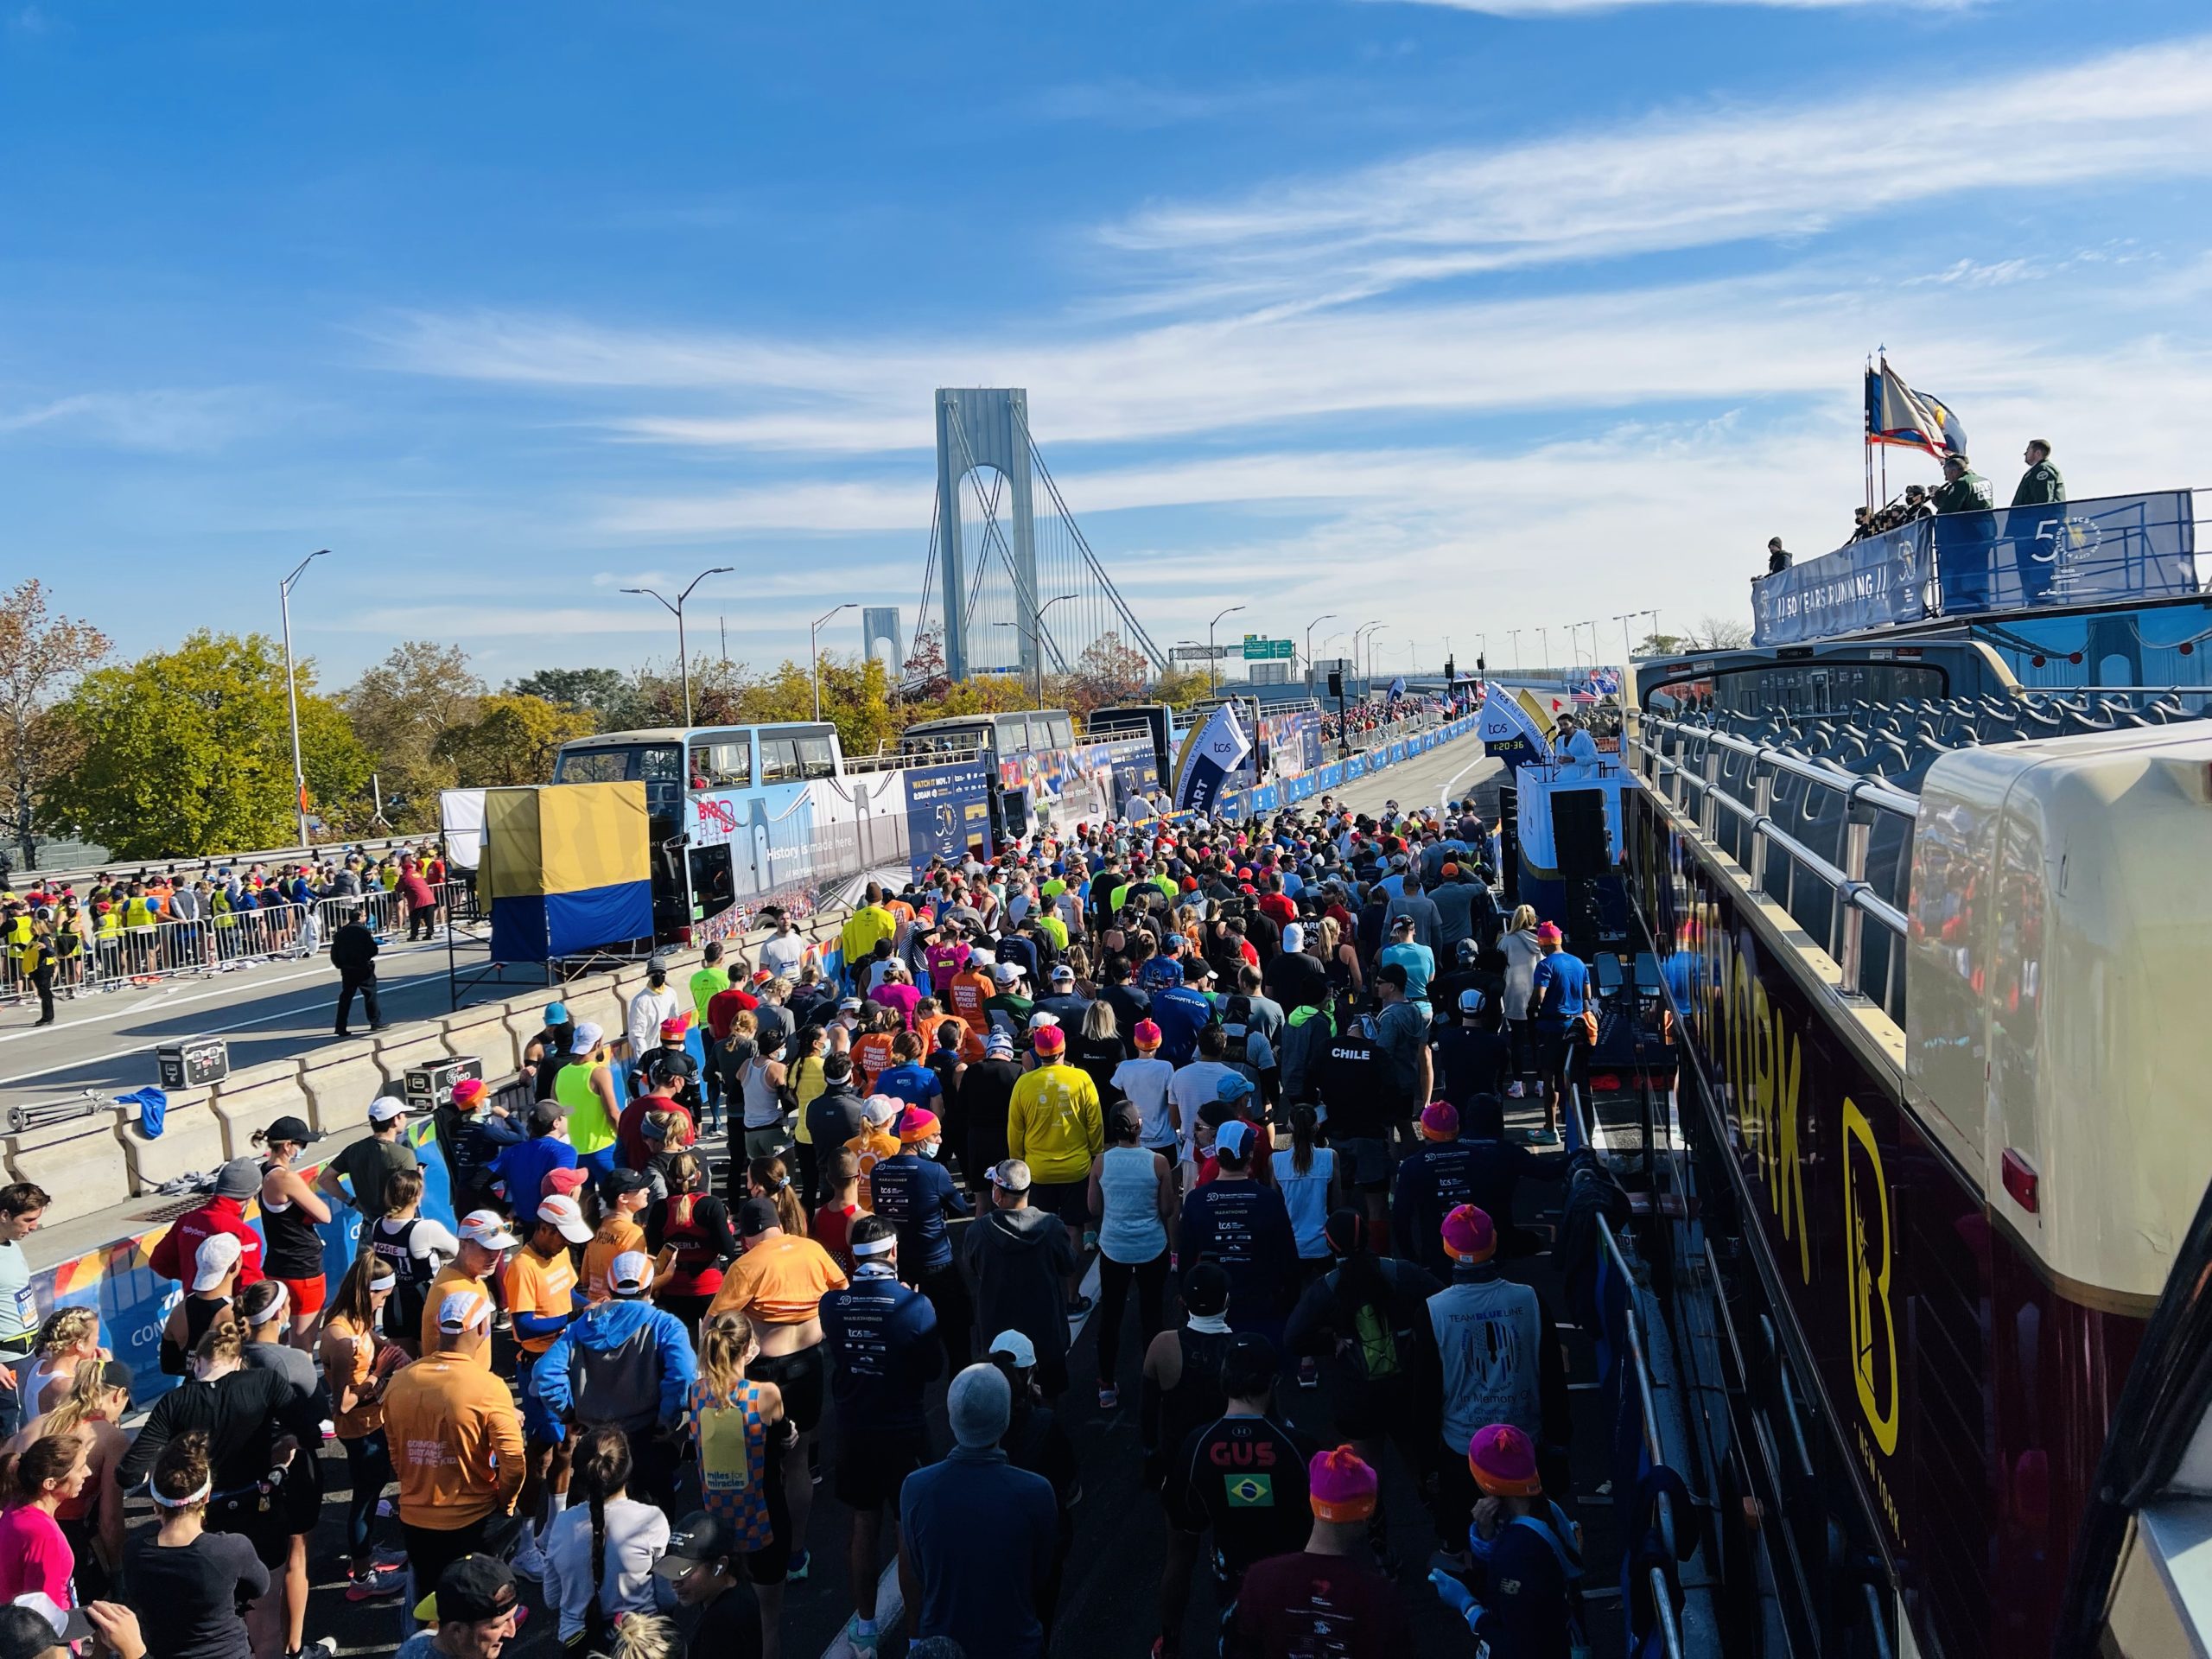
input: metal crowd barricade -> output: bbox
[50,879,479,999]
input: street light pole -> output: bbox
[1353,620,1382,694]
[810,602,860,721]
[1613,611,1640,664]
[1507,629,1522,672]
[1031,594,1078,708]
[1209,604,1246,697]
[1539,626,1551,674]
[278,550,328,849]
[1304,613,1338,693]
[624,564,734,727]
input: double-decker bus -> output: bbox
[552,721,988,944]
[1609,483,2212,1658]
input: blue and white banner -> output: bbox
[1477,682,1554,771]
[1172,702,1253,814]
[1757,487,2197,645]
[1754,523,1930,645]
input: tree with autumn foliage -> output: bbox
[1055,630,1154,715]
[0,580,111,870]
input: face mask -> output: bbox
[920,1139,942,1160]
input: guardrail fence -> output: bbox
[2,879,478,1005]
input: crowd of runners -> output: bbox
[0,787,1609,1659]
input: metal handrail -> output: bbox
[1632,715,1916,1011]
[1653,1567,1685,1659]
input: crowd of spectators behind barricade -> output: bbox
[0,845,457,1023]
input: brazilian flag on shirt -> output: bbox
[1224,1474,1274,1507]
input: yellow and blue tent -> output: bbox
[481,783,654,961]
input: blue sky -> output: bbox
[7,1,2212,686]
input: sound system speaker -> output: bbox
[1326,671,1344,698]
[1551,790,1611,880]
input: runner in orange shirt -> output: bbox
[842,1096,903,1211]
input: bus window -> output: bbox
[798,735,836,779]
[554,743,684,785]
[556,748,631,784]
[690,741,752,789]
[760,738,802,785]
[1046,714,1074,749]
[688,843,735,922]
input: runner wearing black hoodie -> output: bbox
[962,1160,1077,1400]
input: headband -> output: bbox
[851,1235,896,1259]
[151,1476,213,1509]
[245,1281,289,1326]
[368,1265,397,1290]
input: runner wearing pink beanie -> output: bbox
[1307,1445,1379,1522]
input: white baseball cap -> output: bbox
[458,1210,518,1252]
[609,1250,654,1295]
[861,1095,900,1127]
[992,963,1020,985]
[366,1095,408,1124]
[536,1193,593,1245]
[988,1329,1037,1370]
[436,1290,493,1334]
[570,1021,604,1055]
[191,1231,243,1291]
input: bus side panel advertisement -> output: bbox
[906,760,994,869]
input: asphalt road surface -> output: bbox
[0,930,524,1127]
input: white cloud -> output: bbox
[1101,36,2212,309]
[391,269,1891,461]
[0,389,251,452]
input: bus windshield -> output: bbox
[553,743,683,785]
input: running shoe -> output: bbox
[285,1641,338,1659]
[785,1548,810,1583]
[1098,1384,1120,1409]
[1505,1081,1525,1099]
[842,1615,880,1655]
[1065,1294,1094,1319]
[509,1533,547,1581]
[345,1566,405,1602]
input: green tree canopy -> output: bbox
[45,630,370,858]
[505,666,646,731]
[344,639,486,828]
[435,693,598,787]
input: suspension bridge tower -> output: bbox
[916,387,1166,686]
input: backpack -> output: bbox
[1218,995,1255,1068]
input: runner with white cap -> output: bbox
[380,1291,524,1630]
[158,1232,243,1377]
[501,1194,591,1581]
[418,1212,516,1371]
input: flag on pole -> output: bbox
[1386,674,1407,701]
[1171,702,1253,813]
[1866,358,1967,458]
